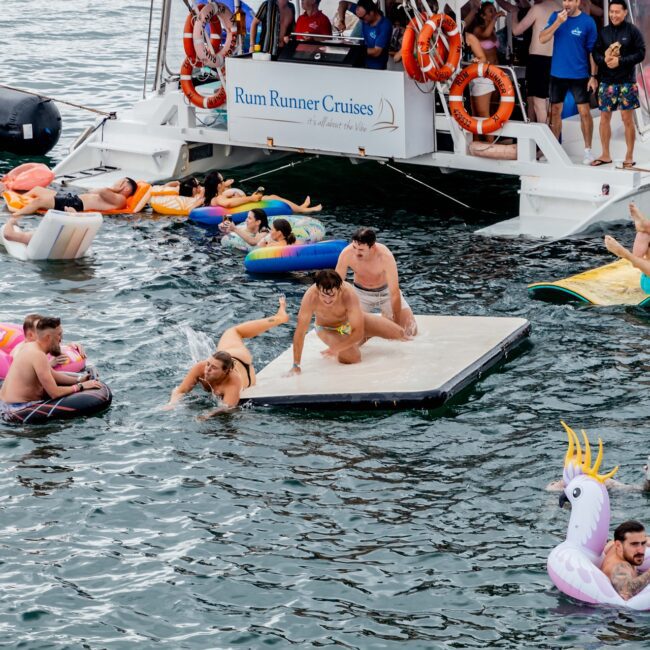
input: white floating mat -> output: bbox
[243,315,530,409]
[1,209,103,261]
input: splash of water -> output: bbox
[182,325,214,363]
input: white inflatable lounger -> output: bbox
[243,315,531,409]
[0,209,103,261]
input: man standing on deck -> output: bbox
[591,0,645,168]
[335,227,418,336]
[295,0,332,39]
[355,0,392,70]
[288,270,407,374]
[540,0,598,164]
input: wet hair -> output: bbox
[614,520,645,542]
[211,350,234,373]
[124,177,137,197]
[273,218,296,245]
[609,0,627,9]
[203,171,225,206]
[357,0,379,14]
[250,208,269,231]
[351,227,376,247]
[36,316,61,333]
[314,269,343,292]
[178,176,200,197]
[22,313,44,334]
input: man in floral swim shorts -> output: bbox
[591,0,645,169]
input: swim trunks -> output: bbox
[53,192,84,212]
[598,82,640,112]
[353,282,410,318]
[315,322,352,336]
[231,355,253,388]
[641,273,650,294]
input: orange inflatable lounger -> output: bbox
[2,181,152,215]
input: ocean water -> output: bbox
[1,1,650,648]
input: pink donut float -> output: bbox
[0,322,25,354]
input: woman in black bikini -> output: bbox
[165,297,289,414]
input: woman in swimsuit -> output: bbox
[220,208,270,247]
[165,296,289,415]
[257,218,296,247]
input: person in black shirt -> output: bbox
[591,0,646,168]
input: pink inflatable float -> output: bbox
[1,163,55,191]
[547,422,650,610]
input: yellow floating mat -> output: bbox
[150,194,199,216]
[2,182,152,215]
[528,259,650,306]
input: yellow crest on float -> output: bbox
[561,421,618,483]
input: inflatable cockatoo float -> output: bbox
[547,422,650,609]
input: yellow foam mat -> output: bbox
[528,259,650,306]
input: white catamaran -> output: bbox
[53,0,650,238]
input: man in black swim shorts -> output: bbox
[53,192,84,212]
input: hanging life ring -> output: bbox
[193,2,236,68]
[448,63,516,135]
[180,58,227,109]
[401,14,442,83]
[183,4,223,63]
[416,14,461,82]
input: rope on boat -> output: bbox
[382,162,497,213]
[238,156,318,184]
[143,0,156,99]
[0,84,116,118]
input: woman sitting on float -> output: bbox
[203,170,322,214]
[221,208,271,247]
[256,218,297,248]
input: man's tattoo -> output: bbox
[610,562,650,600]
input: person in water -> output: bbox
[289,269,408,374]
[220,208,271,247]
[257,217,296,247]
[203,170,322,214]
[335,227,417,336]
[0,317,100,409]
[10,177,138,216]
[601,520,650,600]
[604,202,650,294]
[165,296,289,415]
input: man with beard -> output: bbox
[0,317,99,410]
[601,520,650,599]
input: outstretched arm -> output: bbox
[334,248,351,281]
[384,253,402,326]
[211,192,263,208]
[289,296,314,374]
[165,362,205,408]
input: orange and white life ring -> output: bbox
[193,2,236,69]
[402,15,428,82]
[416,14,461,82]
[448,63,515,135]
[180,58,227,109]
[183,4,223,63]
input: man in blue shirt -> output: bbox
[355,0,392,70]
[540,0,598,164]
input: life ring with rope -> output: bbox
[448,63,515,135]
[193,2,237,69]
[401,14,443,83]
[416,14,461,82]
[183,4,223,63]
[180,58,227,109]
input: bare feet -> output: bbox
[275,294,289,324]
[299,196,322,214]
[604,234,630,260]
[629,202,650,233]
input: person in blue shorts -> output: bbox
[355,0,392,69]
[540,0,598,164]
[591,0,646,168]
[604,202,650,294]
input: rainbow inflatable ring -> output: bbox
[244,240,347,274]
[189,200,293,228]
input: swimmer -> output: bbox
[11,313,86,368]
[335,227,417,336]
[221,208,271,246]
[289,269,409,374]
[604,202,650,293]
[9,177,137,216]
[0,316,99,407]
[256,217,296,247]
[165,296,290,415]
[203,170,322,214]
[601,521,650,600]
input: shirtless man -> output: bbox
[335,227,417,336]
[604,202,650,294]
[10,177,137,216]
[0,317,100,410]
[165,297,289,416]
[289,269,407,374]
[601,520,650,600]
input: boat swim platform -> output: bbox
[528,259,650,307]
[242,315,531,409]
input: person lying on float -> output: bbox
[0,317,100,409]
[604,201,650,294]
[164,296,289,417]
[10,177,137,216]
[288,269,408,375]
